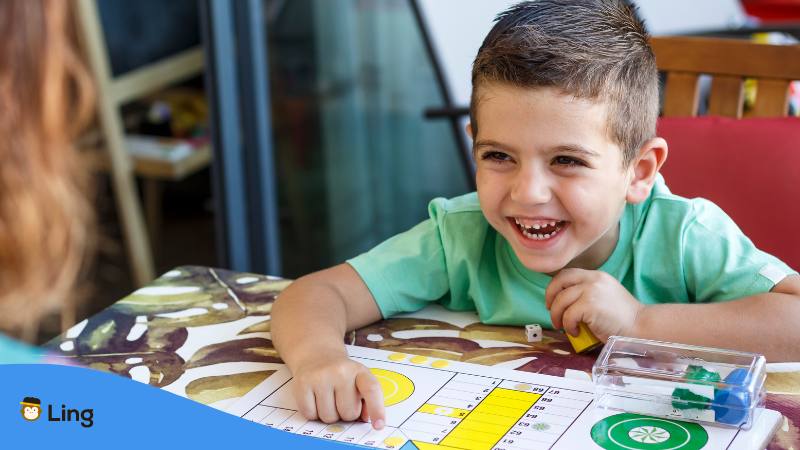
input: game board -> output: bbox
[226,346,781,450]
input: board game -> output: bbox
[226,346,781,449]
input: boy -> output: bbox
[272,0,800,431]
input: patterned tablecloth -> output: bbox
[46,266,800,449]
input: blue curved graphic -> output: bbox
[0,364,351,449]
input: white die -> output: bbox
[525,324,542,342]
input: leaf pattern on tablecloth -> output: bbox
[186,370,276,405]
[238,320,270,335]
[45,266,280,392]
[50,351,186,388]
[186,337,281,369]
[767,400,800,450]
[353,318,597,377]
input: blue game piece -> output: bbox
[723,368,750,386]
[711,368,750,425]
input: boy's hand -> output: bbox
[545,268,643,340]
[291,355,386,429]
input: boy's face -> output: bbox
[472,83,634,275]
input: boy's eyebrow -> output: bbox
[551,144,601,159]
[474,139,514,151]
[474,140,601,158]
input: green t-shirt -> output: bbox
[347,177,796,327]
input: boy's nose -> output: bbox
[510,170,552,205]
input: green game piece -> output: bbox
[671,365,720,410]
[685,365,721,383]
[591,413,709,450]
[672,388,711,410]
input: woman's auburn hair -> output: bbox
[0,0,95,334]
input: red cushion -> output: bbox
[741,0,800,21]
[657,116,800,272]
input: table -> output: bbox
[46,266,800,449]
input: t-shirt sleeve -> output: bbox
[346,199,451,318]
[682,200,798,302]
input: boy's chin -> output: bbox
[515,254,568,276]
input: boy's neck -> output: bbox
[559,221,621,274]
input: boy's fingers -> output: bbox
[295,385,319,420]
[561,302,587,337]
[360,399,369,422]
[549,284,582,329]
[314,386,339,424]
[334,380,363,422]
[355,370,386,429]
[545,268,586,309]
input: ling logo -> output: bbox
[20,397,42,421]
[19,396,94,427]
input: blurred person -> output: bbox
[0,0,95,362]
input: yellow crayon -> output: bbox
[566,322,602,353]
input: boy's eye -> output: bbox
[481,151,512,163]
[553,155,585,166]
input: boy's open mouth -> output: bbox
[511,217,567,241]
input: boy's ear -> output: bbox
[465,122,473,138]
[626,137,668,204]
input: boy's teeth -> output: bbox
[515,217,564,240]
[521,229,553,240]
[514,218,560,228]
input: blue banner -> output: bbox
[1,364,348,449]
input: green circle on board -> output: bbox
[590,413,709,450]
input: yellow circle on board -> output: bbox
[388,353,407,362]
[370,368,415,406]
[383,437,405,447]
[326,425,344,433]
[431,360,449,368]
[409,355,428,364]
[515,383,532,391]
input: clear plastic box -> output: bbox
[592,336,766,429]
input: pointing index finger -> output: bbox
[355,369,386,429]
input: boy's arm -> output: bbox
[630,274,800,361]
[547,270,800,361]
[271,263,386,427]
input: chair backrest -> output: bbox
[654,36,800,271]
[651,36,800,118]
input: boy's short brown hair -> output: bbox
[470,0,659,166]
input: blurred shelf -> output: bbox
[133,143,212,180]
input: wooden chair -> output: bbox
[651,35,800,117]
[73,0,211,288]
[21,2,211,343]
[653,36,800,273]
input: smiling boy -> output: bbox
[272,0,800,430]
